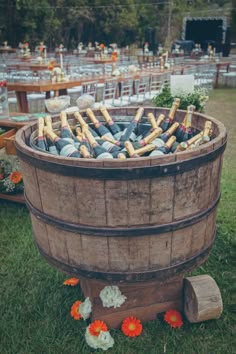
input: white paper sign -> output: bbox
[170,75,194,96]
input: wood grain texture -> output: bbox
[205,209,217,246]
[174,163,211,220]
[150,176,175,224]
[19,160,42,211]
[108,237,130,271]
[75,178,107,226]
[149,232,172,268]
[191,218,207,255]
[31,214,51,255]
[37,169,79,224]
[184,275,223,323]
[46,224,69,264]
[105,180,128,226]
[80,235,109,271]
[209,158,221,205]
[171,225,193,265]
[127,179,151,225]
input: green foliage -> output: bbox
[0,0,232,49]
[152,86,209,112]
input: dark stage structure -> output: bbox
[182,17,230,56]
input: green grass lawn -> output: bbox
[0,90,236,353]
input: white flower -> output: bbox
[3,178,15,192]
[85,328,114,351]
[52,67,62,74]
[99,285,127,308]
[79,297,92,320]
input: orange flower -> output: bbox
[48,65,54,71]
[89,320,108,336]
[164,309,183,328]
[63,278,80,286]
[121,316,142,337]
[10,171,22,184]
[111,52,118,62]
[100,43,105,49]
[70,300,82,320]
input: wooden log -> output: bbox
[184,275,223,323]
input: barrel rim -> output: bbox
[15,107,227,166]
[15,108,227,179]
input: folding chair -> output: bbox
[94,79,118,108]
[129,75,149,104]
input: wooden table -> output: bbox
[7,63,204,114]
[7,63,55,72]
[93,59,114,64]
[7,74,141,113]
[0,47,17,54]
[7,79,88,113]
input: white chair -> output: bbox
[129,75,149,104]
[81,80,98,99]
[194,63,215,90]
[145,73,164,99]
[111,79,133,107]
[27,93,46,113]
[94,79,118,108]
[8,95,18,112]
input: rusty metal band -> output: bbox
[36,234,215,282]
[15,139,226,180]
[26,192,220,237]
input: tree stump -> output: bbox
[184,275,223,323]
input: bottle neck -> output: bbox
[168,98,180,120]
[45,115,53,131]
[164,136,176,150]
[183,105,195,128]
[142,127,162,145]
[165,122,179,137]
[156,114,165,127]
[84,129,98,148]
[74,111,88,131]
[133,107,144,123]
[100,106,113,124]
[86,108,99,126]
[203,121,212,138]
[38,117,45,137]
[147,113,158,130]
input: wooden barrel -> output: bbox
[15,107,227,283]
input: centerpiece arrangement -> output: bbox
[19,42,31,58]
